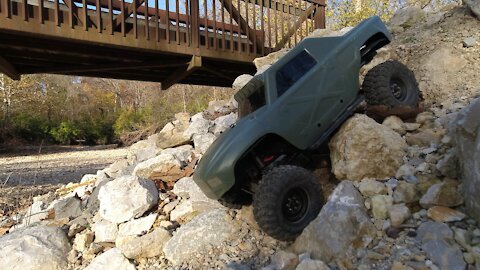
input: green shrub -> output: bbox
[12,113,50,141]
[49,121,79,144]
[113,108,151,136]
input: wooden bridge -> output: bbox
[0,0,325,88]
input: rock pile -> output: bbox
[1,3,480,270]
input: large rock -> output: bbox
[329,114,407,181]
[193,133,217,154]
[421,47,468,102]
[85,248,136,270]
[133,147,192,182]
[419,180,464,209]
[232,74,254,90]
[0,226,71,270]
[52,196,83,220]
[253,49,289,70]
[98,175,158,224]
[212,112,237,136]
[156,113,191,149]
[389,6,425,28]
[183,113,211,140]
[128,134,162,163]
[292,181,376,265]
[465,0,480,19]
[172,177,222,212]
[117,228,171,259]
[452,98,480,223]
[163,209,237,265]
[416,221,466,270]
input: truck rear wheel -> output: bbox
[363,60,419,108]
[253,165,323,241]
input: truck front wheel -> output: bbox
[363,60,420,108]
[253,165,323,241]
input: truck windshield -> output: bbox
[235,78,266,118]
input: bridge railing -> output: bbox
[0,0,325,58]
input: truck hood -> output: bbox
[193,109,267,199]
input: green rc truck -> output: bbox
[193,16,420,241]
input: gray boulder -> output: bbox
[183,113,211,140]
[417,221,466,270]
[172,177,222,212]
[52,196,83,220]
[389,6,425,28]
[232,74,253,90]
[163,209,237,265]
[0,226,71,270]
[419,180,464,209]
[452,98,480,223]
[464,0,480,19]
[98,175,158,224]
[193,133,217,154]
[292,181,376,265]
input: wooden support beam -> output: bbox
[223,0,263,54]
[274,3,316,51]
[161,55,201,90]
[25,60,186,74]
[0,56,20,80]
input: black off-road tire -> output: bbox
[253,165,323,241]
[363,60,420,108]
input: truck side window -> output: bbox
[276,50,317,97]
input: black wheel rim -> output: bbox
[390,78,408,101]
[282,187,309,222]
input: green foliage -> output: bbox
[11,113,50,141]
[113,107,151,136]
[49,121,79,144]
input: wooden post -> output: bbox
[190,0,199,48]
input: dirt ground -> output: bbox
[0,146,128,216]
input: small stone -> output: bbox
[389,204,411,227]
[118,213,157,237]
[117,228,171,259]
[358,179,388,197]
[372,195,393,219]
[294,258,329,270]
[391,261,414,270]
[396,164,417,180]
[270,250,299,270]
[84,248,136,270]
[427,206,466,222]
[163,201,179,214]
[92,219,118,243]
[453,227,471,250]
[73,230,94,252]
[393,182,420,203]
[463,252,475,264]
[406,129,444,147]
[463,37,477,48]
[383,116,406,135]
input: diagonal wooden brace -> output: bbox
[223,0,264,54]
[0,56,20,80]
[161,55,202,90]
[274,3,317,51]
[103,0,146,31]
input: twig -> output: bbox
[1,172,12,188]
